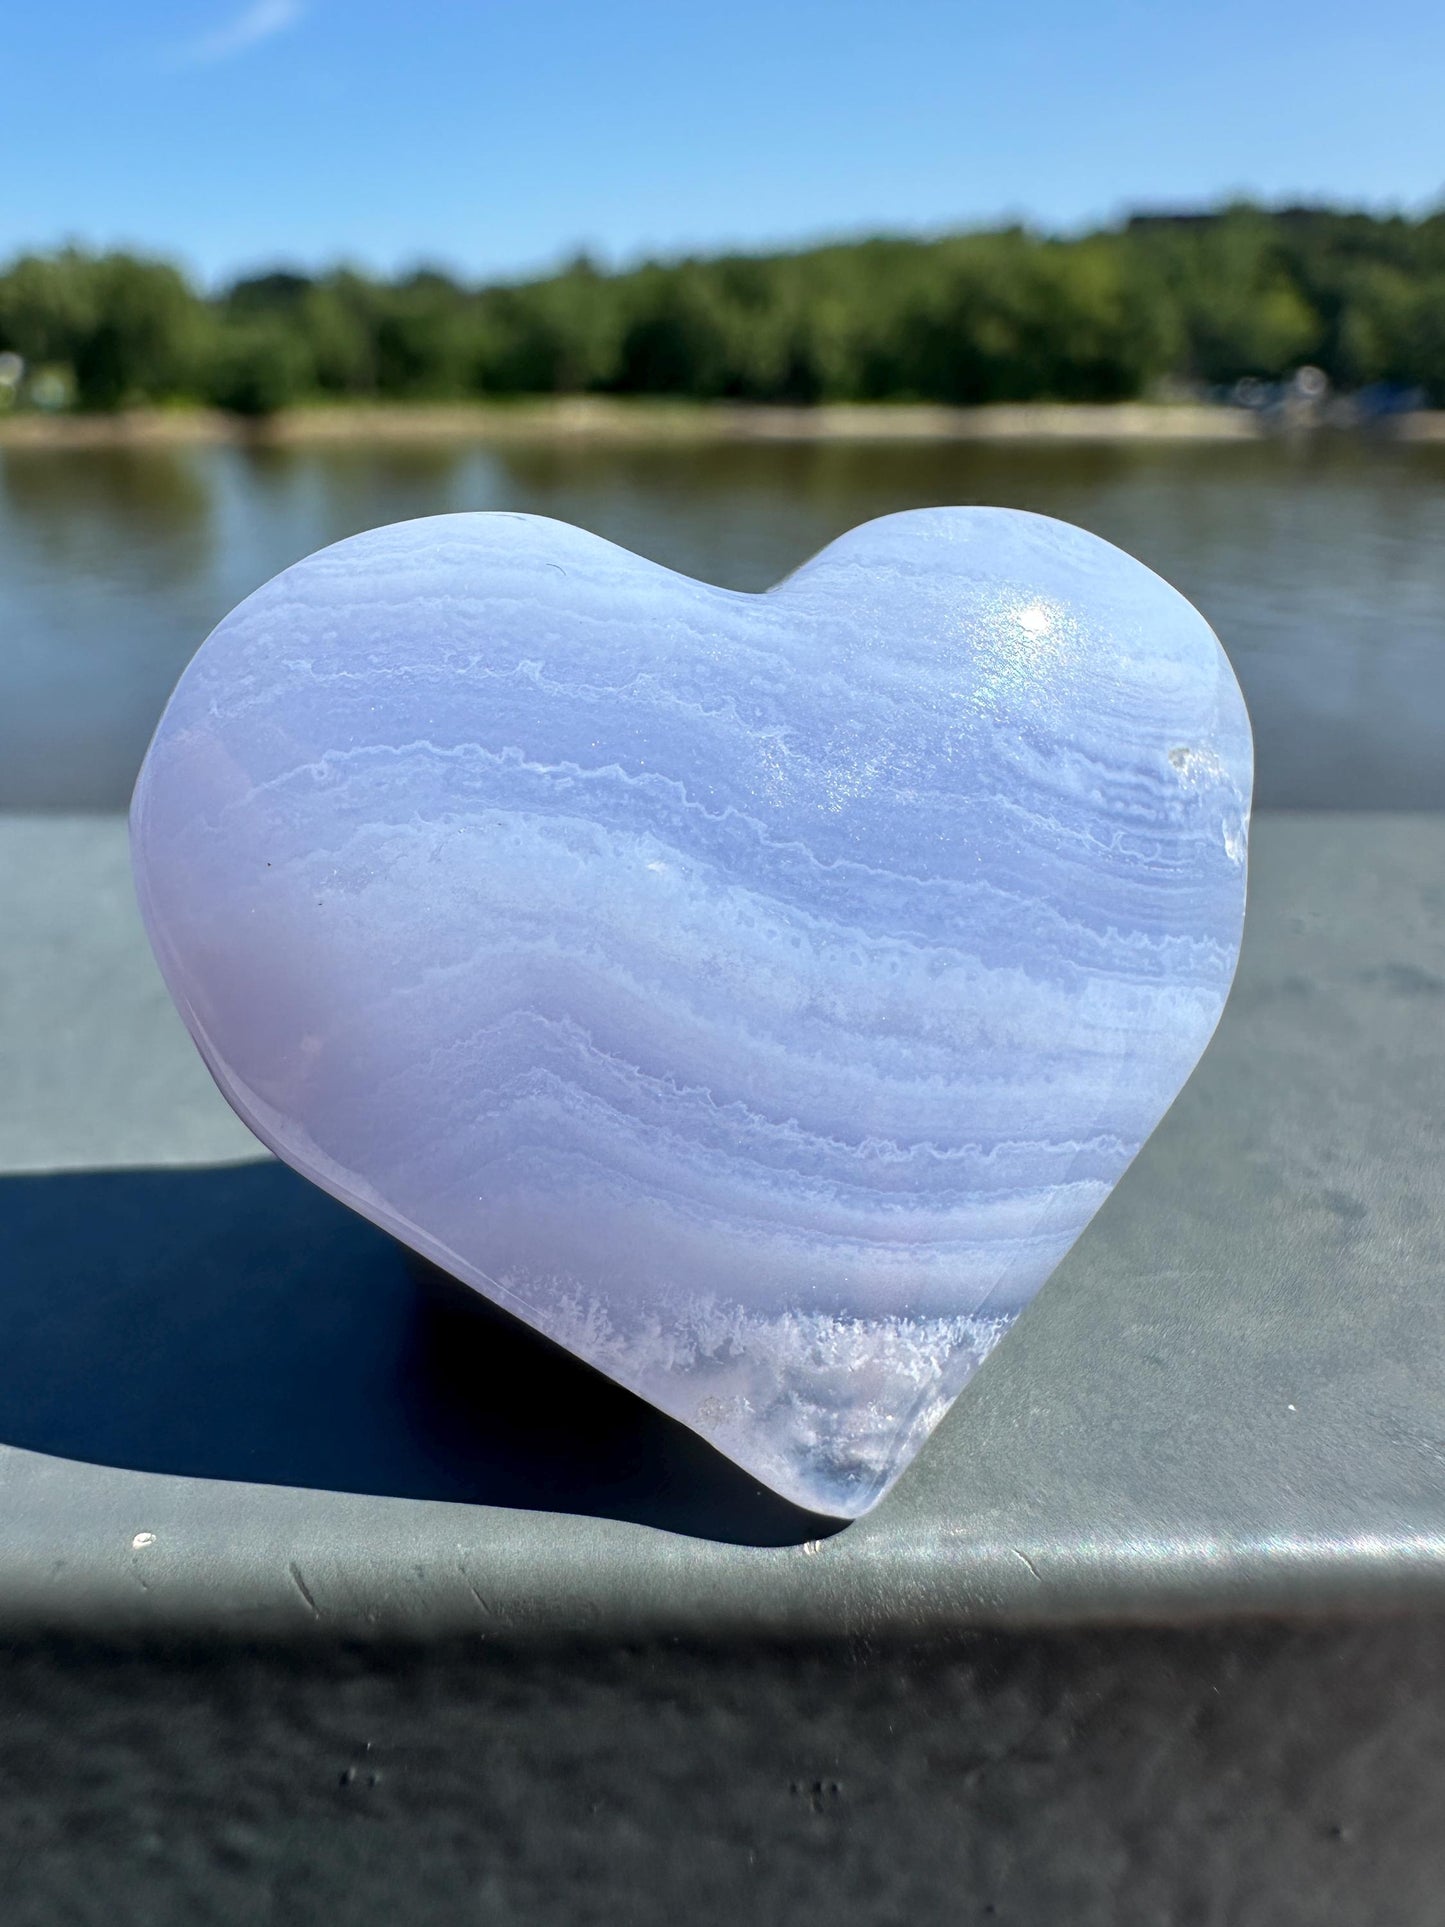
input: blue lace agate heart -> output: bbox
[131,508,1251,1517]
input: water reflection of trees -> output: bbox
[4,436,1445,809]
[233,440,501,549]
[491,438,1164,591]
[0,447,213,583]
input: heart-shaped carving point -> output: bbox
[131,508,1251,1517]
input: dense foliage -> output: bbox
[2,205,1443,415]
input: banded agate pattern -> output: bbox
[131,508,1252,1516]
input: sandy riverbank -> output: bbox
[3,397,1442,450]
[3,395,1415,450]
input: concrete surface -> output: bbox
[2,1619,1445,1926]
[1,812,1443,1638]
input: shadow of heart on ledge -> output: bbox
[0,1163,841,1548]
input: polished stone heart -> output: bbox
[131,508,1251,1517]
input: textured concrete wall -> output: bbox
[2,1619,1444,1924]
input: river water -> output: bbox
[2,432,1443,809]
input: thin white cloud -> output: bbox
[176,0,306,66]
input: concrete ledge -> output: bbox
[1,813,1443,1637]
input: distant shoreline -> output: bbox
[3,397,1443,450]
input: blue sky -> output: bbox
[7,0,1444,285]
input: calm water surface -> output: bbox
[3,434,1443,809]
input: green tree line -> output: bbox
[2,204,1443,416]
